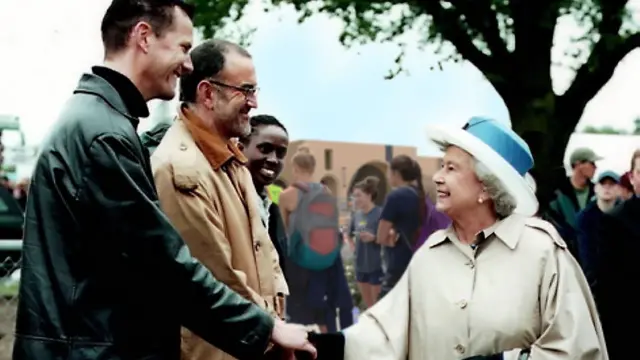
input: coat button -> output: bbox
[455,344,465,354]
[254,242,261,251]
[458,300,468,309]
[180,144,187,151]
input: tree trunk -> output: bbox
[507,92,581,215]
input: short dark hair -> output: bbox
[179,39,252,103]
[101,0,195,55]
[390,154,427,236]
[354,176,380,201]
[239,115,288,145]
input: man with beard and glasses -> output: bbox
[13,1,314,360]
[150,39,293,360]
[239,115,290,279]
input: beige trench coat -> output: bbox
[344,214,608,359]
[151,115,288,360]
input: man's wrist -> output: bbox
[518,349,530,360]
[463,353,503,360]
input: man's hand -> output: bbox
[359,231,375,242]
[378,229,398,246]
[342,232,355,251]
[271,319,317,359]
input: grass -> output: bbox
[0,282,18,299]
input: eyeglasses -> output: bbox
[206,79,259,99]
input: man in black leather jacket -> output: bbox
[12,1,315,359]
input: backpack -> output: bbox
[287,182,341,270]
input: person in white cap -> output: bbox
[306,117,606,360]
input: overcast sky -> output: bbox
[2,0,640,156]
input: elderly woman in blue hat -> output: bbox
[309,118,606,360]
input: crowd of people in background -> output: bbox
[543,148,640,359]
[3,1,640,359]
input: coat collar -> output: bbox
[91,66,149,118]
[74,73,131,118]
[74,70,149,130]
[178,103,247,170]
[427,214,526,250]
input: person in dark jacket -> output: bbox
[575,170,621,293]
[13,1,315,359]
[140,121,171,155]
[239,115,290,278]
[595,150,640,359]
[543,147,600,260]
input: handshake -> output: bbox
[268,321,518,360]
[268,320,519,360]
[266,319,345,360]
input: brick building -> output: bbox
[278,139,442,209]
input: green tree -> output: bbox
[188,0,640,209]
[582,125,628,134]
[634,117,640,134]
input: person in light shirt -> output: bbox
[308,117,607,360]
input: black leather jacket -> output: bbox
[13,72,273,359]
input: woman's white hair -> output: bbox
[473,161,517,218]
[435,140,517,218]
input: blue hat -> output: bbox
[426,116,538,216]
[596,170,620,184]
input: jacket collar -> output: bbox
[428,214,525,250]
[178,103,247,170]
[558,176,595,206]
[73,71,149,130]
[91,66,149,118]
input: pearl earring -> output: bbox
[478,198,484,204]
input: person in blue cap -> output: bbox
[595,149,640,359]
[305,117,606,360]
[575,170,621,292]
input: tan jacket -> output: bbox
[151,106,288,360]
[344,214,607,360]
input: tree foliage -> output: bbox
[187,0,640,209]
[581,125,628,134]
[581,118,640,134]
